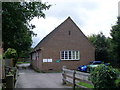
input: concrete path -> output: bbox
[16,65,71,88]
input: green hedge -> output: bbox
[89,64,120,89]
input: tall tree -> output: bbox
[2,2,51,57]
[88,32,109,62]
[110,17,120,67]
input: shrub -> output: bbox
[89,64,119,89]
[4,48,18,66]
[4,48,17,59]
[115,78,120,88]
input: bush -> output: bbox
[89,64,119,89]
[4,48,17,59]
[4,48,18,66]
[115,78,120,88]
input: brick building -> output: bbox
[30,17,95,72]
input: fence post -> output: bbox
[62,66,66,84]
[14,67,17,85]
[73,70,76,90]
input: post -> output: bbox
[62,66,66,84]
[6,75,14,88]
[13,67,17,85]
[73,70,76,90]
[10,58,13,67]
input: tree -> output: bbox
[2,2,51,57]
[110,17,120,67]
[88,32,109,62]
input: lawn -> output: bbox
[17,61,30,64]
[77,82,94,88]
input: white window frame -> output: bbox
[60,50,80,60]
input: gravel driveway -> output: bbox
[16,65,71,88]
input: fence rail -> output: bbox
[62,66,93,90]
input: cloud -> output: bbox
[31,0,120,47]
[44,0,99,18]
[31,17,63,47]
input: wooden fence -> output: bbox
[62,66,93,90]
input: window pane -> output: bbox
[65,52,67,56]
[61,51,64,59]
[65,51,68,59]
[76,51,79,59]
[73,51,75,59]
[61,54,64,57]
[69,51,71,59]
[61,55,64,59]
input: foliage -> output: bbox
[88,32,109,62]
[88,17,120,68]
[110,17,120,67]
[89,64,119,89]
[2,2,51,57]
[5,66,17,76]
[4,48,17,59]
[4,48,18,66]
[115,78,120,88]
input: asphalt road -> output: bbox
[16,65,71,88]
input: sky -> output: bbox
[30,0,120,47]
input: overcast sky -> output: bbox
[30,0,120,47]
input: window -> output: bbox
[32,52,39,60]
[32,53,36,60]
[60,50,80,60]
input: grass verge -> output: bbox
[17,61,30,64]
[77,82,94,88]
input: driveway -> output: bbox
[16,64,71,88]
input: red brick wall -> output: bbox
[32,17,95,72]
[38,17,95,70]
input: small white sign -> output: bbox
[48,59,52,62]
[43,59,48,62]
[43,59,52,62]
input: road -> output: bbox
[16,64,71,89]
